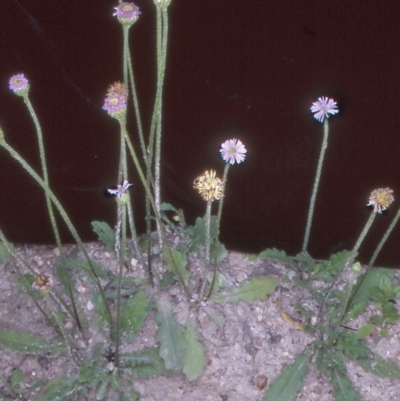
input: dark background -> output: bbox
[1,0,400,266]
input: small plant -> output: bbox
[1,2,400,401]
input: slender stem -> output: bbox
[206,163,230,299]
[23,95,81,331]
[331,271,356,341]
[302,119,329,252]
[0,140,113,335]
[344,208,399,317]
[154,9,169,220]
[127,45,146,162]
[123,128,190,296]
[317,211,376,338]
[368,206,400,268]
[126,200,146,271]
[45,295,79,366]
[204,201,212,264]
[115,202,127,367]
[122,26,129,86]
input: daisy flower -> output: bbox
[310,97,338,122]
[103,82,128,119]
[219,138,247,165]
[107,180,133,198]
[194,170,224,202]
[113,2,141,26]
[367,188,394,214]
[9,73,29,96]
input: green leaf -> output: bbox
[0,329,65,354]
[95,376,109,400]
[36,377,82,401]
[155,301,186,371]
[378,274,393,295]
[160,202,186,226]
[317,251,353,280]
[315,347,344,372]
[182,320,206,381]
[330,369,359,401]
[339,336,371,359]
[70,257,108,278]
[79,363,107,386]
[92,292,109,327]
[259,248,297,268]
[354,324,375,340]
[120,291,149,338]
[210,241,228,264]
[293,251,316,273]
[91,221,115,250]
[355,352,400,378]
[213,277,278,304]
[368,288,386,303]
[120,348,171,378]
[187,217,206,252]
[350,268,393,307]
[163,246,189,283]
[264,351,310,401]
[10,369,24,391]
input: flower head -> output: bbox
[220,138,247,165]
[32,274,53,295]
[108,180,133,198]
[113,2,141,26]
[9,73,30,96]
[310,97,338,122]
[194,170,224,202]
[103,82,128,120]
[367,187,394,214]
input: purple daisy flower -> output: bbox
[9,73,29,95]
[107,180,133,198]
[103,93,127,114]
[113,2,141,26]
[220,138,247,165]
[103,82,128,118]
[310,97,339,122]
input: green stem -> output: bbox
[344,208,399,317]
[368,206,400,268]
[302,119,329,252]
[154,9,169,213]
[127,45,146,162]
[115,202,127,367]
[0,140,113,336]
[126,200,146,272]
[206,163,230,299]
[123,127,190,296]
[318,211,376,338]
[122,26,129,86]
[146,6,169,246]
[204,201,212,264]
[45,295,79,366]
[23,95,81,331]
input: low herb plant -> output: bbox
[0,1,400,401]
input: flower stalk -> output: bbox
[302,97,338,253]
[9,74,81,331]
[0,138,113,337]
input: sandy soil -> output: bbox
[1,241,400,401]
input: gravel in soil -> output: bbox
[1,242,400,400]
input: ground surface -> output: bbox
[1,241,400,401]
